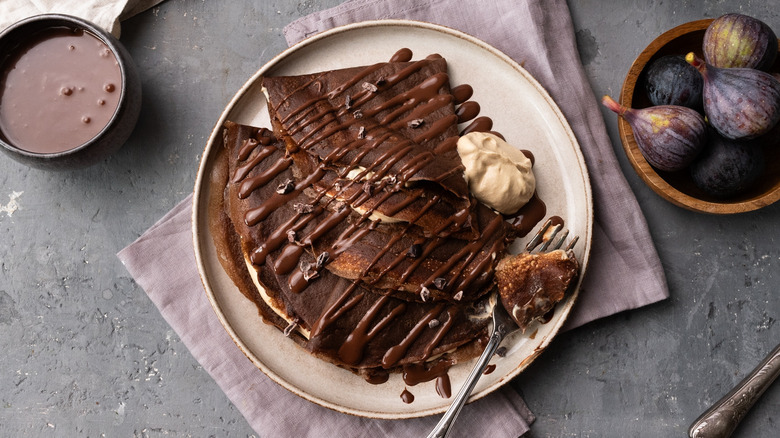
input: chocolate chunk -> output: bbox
[293,203,314,214]
[344,95,353,109]
[420,286,431,302]
[433,277,447,290]
[408,119,425,129]
[276,179,295,195]
[286,229,297,243]
[283,319,299,337]
[303,269,319,281]
[353,110,364,119]
[428,319,440,328]
[362,181,375,195]
[407,243,422,259]
[316,251,330,269]
[357,126,366,139]
[362,81,378,93]
[300,262,319,281]
[453,290,464,301]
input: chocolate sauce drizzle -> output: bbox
[228,48,547,387]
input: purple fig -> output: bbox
[602,95,706,172]
[687,53,780,140]
[690,131,764,198]
[703,13,778,71]
[644,55,703,109]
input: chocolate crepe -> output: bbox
[216,121,493,375]
[211,49,572,382]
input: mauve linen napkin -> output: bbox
[118,0,669,436]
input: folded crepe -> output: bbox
[209,49,576,385]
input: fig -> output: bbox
[687,53,780,140]
[602,95,706,172]
[690,131,764,198]
[703,13,778,71]
[644,55,703,109]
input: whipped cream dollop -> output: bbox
[456,132,536,214]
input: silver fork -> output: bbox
[426,219,578,438]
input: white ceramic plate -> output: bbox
[192,19,592,419]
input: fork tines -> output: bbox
[525,218,576,252]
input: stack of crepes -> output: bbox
[208,48,577,386]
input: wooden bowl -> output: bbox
[618,19,780,214]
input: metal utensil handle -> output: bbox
[689,342,780,438]
[426,325,507,438]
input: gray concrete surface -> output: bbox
[1,0,779,436]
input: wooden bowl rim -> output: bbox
[617,18,780,215]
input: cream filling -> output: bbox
[338,166,405,224]
[358,206,403,224]
[244,255,312,339]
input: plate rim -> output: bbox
[192,18,593,419]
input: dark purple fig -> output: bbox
[690,131,764,198]
[602,95,706,171]
[644,55,703,109]
[687,53,780,140]
[703,13,778,71]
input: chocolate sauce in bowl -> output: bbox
[0,27,121,154]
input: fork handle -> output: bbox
[426,325,508,438]
[688,342,780,438]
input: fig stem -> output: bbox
[685,52,706,74]
[601,95,629,117]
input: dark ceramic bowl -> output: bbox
[0,14,142,170]
[618,19,780,214]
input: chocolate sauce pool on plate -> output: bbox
[0,27,121,154]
